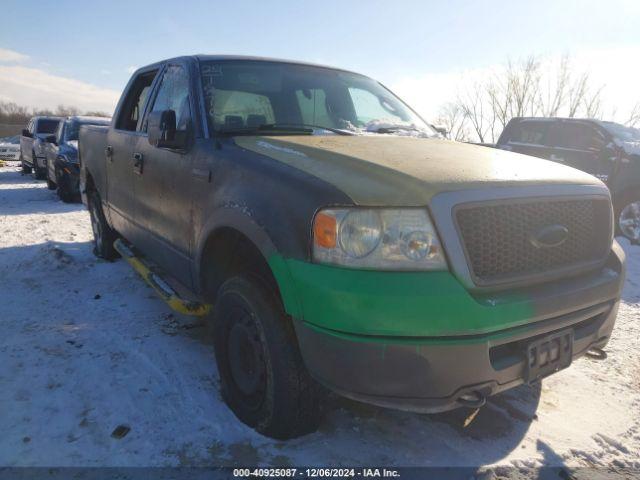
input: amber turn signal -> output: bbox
[313,212,337,249]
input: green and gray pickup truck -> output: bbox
[79,55,625,439]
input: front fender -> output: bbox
[193,206,303,318]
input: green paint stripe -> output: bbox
[268,254,534,338]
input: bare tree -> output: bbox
[626,102,640,128]
[435,102,469,141]
[445,55,608,143]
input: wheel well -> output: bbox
[200,228,282,304]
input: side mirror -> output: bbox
[148,109,182,149]
[45,134,57,144]
[22,129,31,138]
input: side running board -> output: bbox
[113,239,212,317]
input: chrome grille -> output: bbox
[455,197,611,285]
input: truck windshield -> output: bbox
[200,61,435,137]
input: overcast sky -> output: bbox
[1,0,639,121]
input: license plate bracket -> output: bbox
[525,329,574,383]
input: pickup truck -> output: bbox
[496,117,640,244]
[20,116,63,179]
[79,55,626,439]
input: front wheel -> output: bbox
[56,169,76,203]
[615,190,640,244]
[87,189,119,260]
[212,275,324,439]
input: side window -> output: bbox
[549,123,606,151]
[507,121,548,145]
[295,89,333,126]
[115,70,158,131]
[147,65,191,132]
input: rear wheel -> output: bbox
[33,153,46,180]
[20,155,32,174]
[87,189,119,260]
[615,190,640,244]
[212,275,324,439]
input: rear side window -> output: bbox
[504,121,549,145]
[36,119,60,134]
[116,70,158,131]
[548,122,606,151]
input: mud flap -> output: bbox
[113,238,212,316]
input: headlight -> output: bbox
[313,208,447,270]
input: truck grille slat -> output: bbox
[455,198,611,285]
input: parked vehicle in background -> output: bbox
[496,117,640,244]
[0,136,20,161]
[20,116,63,179]
[80,56,624,439]
[44,116,111,202]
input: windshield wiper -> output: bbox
[259,123,355,136]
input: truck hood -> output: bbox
[234,135,603,206]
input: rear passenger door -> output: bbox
[134,63,195,285]
[546,121,610,180]
[106,68,159,243]
[498,119,555,161]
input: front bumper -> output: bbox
[282,242,625,412]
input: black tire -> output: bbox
[20,155,32,174]
[212,275,324,439]
[56,169,76,203]
[46,173,57,191]
[614,189,640,244]
[34,154,46,180]
[87,189,119,260]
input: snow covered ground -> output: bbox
[1,164,639,470]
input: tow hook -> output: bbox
[457,391,486,408]
[585,347,607,360]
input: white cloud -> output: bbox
[0,48,29,63]
[100,69,112,75]
[391,45,640,124]
[0,65,120,113]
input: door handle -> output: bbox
[133,152,144,175]
[550,153,565,162]
[105,145,113,161]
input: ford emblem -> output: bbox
[529,224,569,248]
